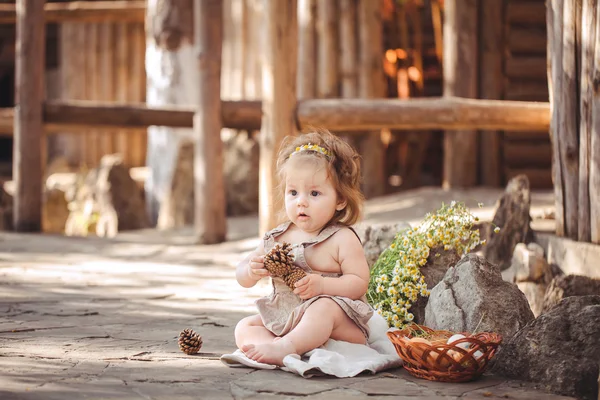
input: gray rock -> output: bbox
[483,175,534,271]
[504,242,553,317]
[511,242,550,283]
[516,281,549,318]
[224,132,259,216]
[356,222,411,269]
[492,295,600,400]
[424,254,534,340]
[412,246,462,324]
[542,275,600,313]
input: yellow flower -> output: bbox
[494,227,501,233]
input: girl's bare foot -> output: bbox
[241,338,297,366]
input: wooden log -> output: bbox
[297,0,317,99]
[0,97,552,135]
[297,97,550,131]
[358,0,385,198]
[339,0,357,98]
[503,130,550,141]
[505,56,548,79]
[0,100,262,134]
[578,0,596,242]
[559,0,580,240]
[193,0,226,244]
[13,0,45,232]
[479,0,504,187]
[316,0,338,98]
[548,0,566,236]
[259,0,297,234]
[0,1,145,24]
[508,27,547,55]
[504,141,553,167]
[590,0,600,243]
[443,0,478,188]
[507,1,547,27]
[504,80,549,101]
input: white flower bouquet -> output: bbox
[367,201,490,328]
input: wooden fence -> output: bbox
[5,0,552,243]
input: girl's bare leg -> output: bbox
[241,298,366,366]
[235,314,276,349]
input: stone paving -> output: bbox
[0,188,576,399]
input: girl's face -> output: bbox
[284,159,346,235]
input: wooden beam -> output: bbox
[0,97,551,135]
[588,0,600,244]
[0,100,262,135]
[443,0,479,188]
[0,1,145,24]
[479,0,504,187]
[14,0,45,232]
[578,0,597,242]
[296,97,550,132]
[358,0,385,199]
[548,0,566,237]
[259,0,297,234]
[507,1,547,27]
[505,56,548,80]
[297,0,316,99]
[193,0,226,244]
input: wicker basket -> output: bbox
[387,324,502,383]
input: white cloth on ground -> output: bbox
[219,312,402,378]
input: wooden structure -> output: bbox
[547,0,600,244]
[194,0,226,243]
[6,0,556,242]
[13,0,45,232]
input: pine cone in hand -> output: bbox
[283,268,307,290]
[264,242,294,277]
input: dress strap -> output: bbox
[302,223,344,248]
[262,221,292,252]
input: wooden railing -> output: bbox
[7,0,552,244]
[0,97,550,135]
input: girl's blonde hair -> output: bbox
[276,128,364,226]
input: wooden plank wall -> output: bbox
[51,20,146,169]
[502,0,552,188]
[222,0,262,102]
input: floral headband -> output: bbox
[289,143,332,159]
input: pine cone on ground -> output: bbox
[178,328,202,355]
[283,268,307,290]
[264,242,294,277]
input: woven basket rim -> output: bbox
[387,323,503,383]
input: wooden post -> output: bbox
[548,0,565,236]
[259,0,297,235]
[316,0,338,98]
[442,0,478,188]
[578,0,597,242]
[358,0,385,198]
[479,0,504,187]
[13,0,45,232]
[590,0,600,243]
[560,0,580,240]
[339,0,358,99]
[193,0,226,244]
[297,0,316,100]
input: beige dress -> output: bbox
[256,221,374,339]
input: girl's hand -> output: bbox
[247,255,270,281]
[293,274,324,300]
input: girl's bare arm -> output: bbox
[320,228,370,300]
[236,242,268,288]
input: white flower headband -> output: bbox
[289,143,332,159]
